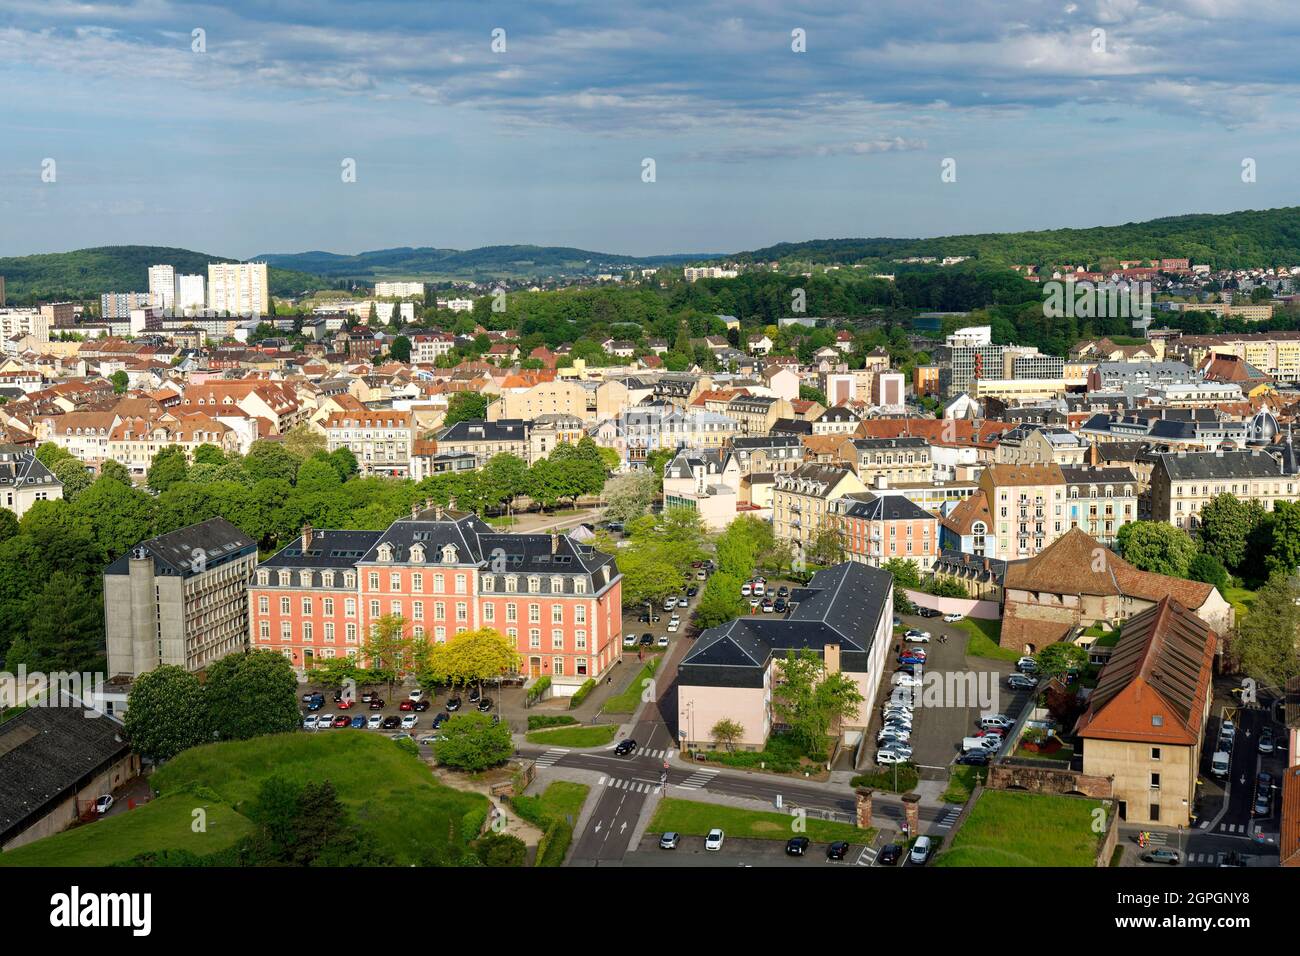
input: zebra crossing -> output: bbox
[534,748,569,768]
[934,807,961,831]
[856,846,877,867]
[633,747,674,759]
[1184,851,1240,865]
[678,768,719,790]
[597,775,661,794]
[1214,822,1254,834]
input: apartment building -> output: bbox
[323,409,415,477]
[994,425,1090,466]
[207,261,270,316]
[108,414,241,475]
[1149,448,1295,531]
[411,332,456,363]
[435,418,533,465]
[248,511,623,691]
[1170,331,1300,383]
[978,462,1067,561]
[1060,465,1138,545]
[725,394,791,435]
[838,436,931,485]
[728,435,806,475]
[375,281,425,298]
[147,264,175,311]
[0,445,63,517]
[104,518,259,679]
[772,462,866,552]
[0,308,51,345]
[832,493,940,569]
[662,448,743,530]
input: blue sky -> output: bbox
[2,0,1299,259]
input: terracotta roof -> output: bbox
[983,462,1066,487]
[1074,598,1216,746]
[853,417,1018,447]
[939,489,992,536]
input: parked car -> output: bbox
[391,732,412,742]
[368,697,384,710]
[1016,657,1039,673]
[1220,718,1236,740]
[432,712,450,729]
[978,714,1014,729]
[94,794,114,814]
[773,599,788,612]
[876,748,911,764]
[350,716,366,729]
[399,699,414,711]
[956,752,990,766]
[761,599,774,613]
[664,596,678,610]
[878,843,903,865]
[909,835,932,865]
[666,621,680,634]
[381,715,401,729]
[367,714,383,729]
[1258,728,1275,754]
[785,836,810,856]
[337,697,356,709]
[624,633,638,647]
[1210,751,1231,778]
[704,829,725,851]
[740,582,753,596]
[469,687,481,703]
[1141,848,1181,865]
[892,672,923,688]
[904,629,931,643]
[918,607,940,618]
[302,691,321,703]
[659,832,680,850]
[1007,674,1037,690]
[361,691,377,703]
[413,699,431,712]
[614,738,638,756]
[446,696,462,711]
[401,714,418,729]
[686,586,699,598]
[752,582,766,596]
[942,612,964,623]
[826,840,850,861]
[409,688,424,701]
[657,635,669,647]
[640,633,654,646]
[302,714,319,729]
[477,698,494,712]
[316,713,335,727]
[331,715,350,728]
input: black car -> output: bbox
[785,837,810,856]
[446,696,462,711]
[918,607,940,618]
[640,633,654,645]
[468,687,481,703]
[773,599,788,612]
[1007,674,1037,690]
[432,712,449,728]
[895,663,916,676]
[368,697,384,710]
[614,738,637,756]
[686,586,699,598]
[381,715,402,730]
[637,613,650,623]
[826,841,850,861]
[878,843,903,865]
[413,699,431,712]
[776,586,789,599]
[956,752,990,766]
[477,698,494,712]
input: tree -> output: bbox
[146,445,189,493]
[99,459,133,486]
[1115,521,1197,578]
[1034,642,1088,680]
[1188,552,1231,591]
[643,448,675,487]
[123,666,208,761]
[770,648,865,758]
[69,477,156,562]
[203,649,302,742]
[616,543,682,608]
[602,472,659,524]
[109,369,130,394]
[882,558,922,590]
[1197,494,1267,574]
[804,524,846,569]
[432,712,514,772]
[4,571,105,673]
[50,457,92,502]
[480,453,530,512]
[1265,500,1300,579]
[245,441,300,484]
[1233,572,1300,689]
[35,442,76,471]
[444,392,488,427]
[192,443,228,467]
[799,384,827,406]
[424,627,521,697]
[390,335,411,363]
[473,831,526,867]
[710,717,745,752]
[281,424,327,462]
[362,614,415,696]
[694,572,748,628]
[295,456,343,494]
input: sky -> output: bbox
[2,0,1300,259]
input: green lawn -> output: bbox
[524,724,618,747]
[0,789,254,867]
[512,781,590,828]
[953,617,1019,661]
[1224,586,1257,621]
[934,790,1106,867]
[941,765,983,803]
[602,658,659,715]
[152,731,488,865]
[649,797,874,845]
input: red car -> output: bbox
[368,698,384,710]
[975,728,1005,738]
[399,700,414,711]
[338,699,354,710]
[330,715,350,728]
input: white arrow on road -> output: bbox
[620,822,627,834]
[594,822,603,834]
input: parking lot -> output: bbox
[297,680,507,739]
[868,611,1033,771]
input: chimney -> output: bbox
[552,534,560,554]
[411,502,419,519]
[301,523,313,550]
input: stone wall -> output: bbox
[987,759,1113,799]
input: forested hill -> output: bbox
[0,246,330,303]
[730,206,1300,270]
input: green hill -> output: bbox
[0,245,331,303]
[731,206,1300,271]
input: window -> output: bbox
[390,573,401,592]
[1149,803,1160,822]
[390,601,401,616]
[552,605,563,624]
[456,603,467,622]
[258,596,269,614]
[1150,747,1161,761]
[552,657,564,676]
[529,604,541,623]
[575,630,586,650]
[506,603,517,622]
[280,622,292,641]
[258,570,269,586]
[575,578,587,594]
[346,623,357,644]
[280,596,290,615]
[324,622,334,642]
[1150,773,1161,789]
[345,598,356,617]
[552,629,564,650]
[434,574,445,592]
[483,576,495,592]
[436,602,446,621]
[529,629,541,650]
[259,621,270,640]
[413,601,424,620]
[484,603,495,622]
[302,597,313,615]
[369,600,380,618]
[456,575,467,594]
[575,606,586,624]
[368,573,379,590]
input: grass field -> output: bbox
[524,724,618,747]
[649,797,874,845]
[941,765,983,804]
[953,617,1019,661]
[512,781,590,828]
[152,731,488,864]
[0,789,254,867]
[602,659,659,714]
[934,790,1105,867]
[1224,586,1257,621]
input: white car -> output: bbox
[317,713,334,727]
[978,714,1013,730]
[663,596,678,611]
[740,583,753,597]
[94,794,114,814]
[401,714,418,729]
[893,672,923,688]
[910,835,932,864]
[367,714,383,729]
[749,597,760,609]
[302,714,319,729]
[942,612,964,623]
[752,582,766,596]
[409,688,424,701]
[657,634,669,647]
[624,633,638,647]
[903,629,931,643]
[705,828,725,851]
[667,620,680,633]
[876,749,910,765]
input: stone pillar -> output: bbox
[902,793,921,838]
[854,788,874,829]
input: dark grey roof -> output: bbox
[817,406,860,422]
[839,493,935,522]
[933,548,1007,583]
[770,418,812,435]
[1060,466,1138,486]
[0,446,61,490]
[0,704,131,845]
[680,562,892,680]
[260,529,385,574]
[1156,450,1286,481]
[105,517,256,578]
[732,435,803,450]
[437,419,532,442]
[846,437,928,451]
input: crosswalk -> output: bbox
[632,747,675,759]
[934,807,961,831]
[856,846,877,866]
[597,775,661,794]
[534,748,569,768]
[679,768,719,790]
[1213,822,1257,834]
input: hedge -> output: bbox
[527,714,579,731]
[568,678,597,709]
[535,820,573,867]
[526,676,552,705]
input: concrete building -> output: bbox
[662,448,743,530]
[207,261,269,316]
[175,274,206,312]
[104,518,259,680]
[1149,447,1296,531]
[375,281,425,298]
[147,264,175,311]
[323,409,415,477]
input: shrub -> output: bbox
[526,676,552,705]
[473,831,527,867]
[535,819,573,867]
[851,764,919,793]
[527,714,579,730]
[568,678,597,709]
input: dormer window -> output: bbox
[410,543,426,563]
[258,570,269,586]
[299,570,312,587]
[378,543,394,562]
[442,543,458,564]
[344,572,355,589]
[528,576,540,593]
[278,570,290,586]
[551,576,564,593]
[506,575,518,592]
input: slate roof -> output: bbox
[104,517,256,578]
[679,562,892,682]
[838,493,935,522]
[0,446,60,491]
[1155,450,1286,480]
[437,419,532,442]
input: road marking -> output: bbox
[666,749,676,759]
[679,769,718,790]
[856,846,877,866]
[534,748,569,768]
[934,808,961,830]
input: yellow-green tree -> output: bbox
[362,614,416,697]
[424,627,521,698]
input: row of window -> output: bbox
[258,620,590,652]
[258,596,589,625]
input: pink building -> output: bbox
[833,493,940,570]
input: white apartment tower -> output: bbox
[147,264,176,311]
[207,262,269,316]
[175,274,206,312]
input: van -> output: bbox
[962,736,999,753]
[1210,751,1230,778]
[909,835,932,864]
